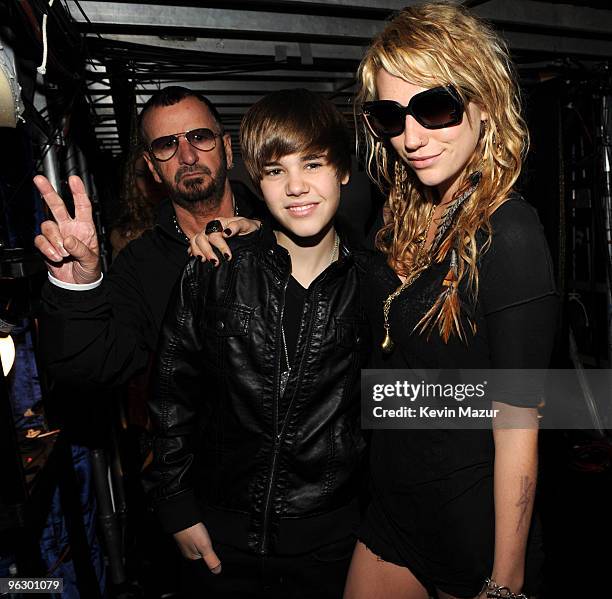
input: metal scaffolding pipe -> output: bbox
[598,93,612,371]
[90,448,127,585]
[33,75,61,191]
[76,146,94,198]
[74,146,109,272]
[65,142,80,178]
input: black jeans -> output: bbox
[180,536,355,599]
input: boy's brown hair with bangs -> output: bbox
[240,88,351,188]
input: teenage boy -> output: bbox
[143,89,371,598]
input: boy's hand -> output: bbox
[33,175,101,285]
[189,216,261,265]
[173,522,222,574]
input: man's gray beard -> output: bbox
[164,161,227,212]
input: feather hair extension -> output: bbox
[416,247,466,342]
[415,285,465,343]
[430,171,481,254]
[417,172,482,342]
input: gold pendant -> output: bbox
[381,328,394,354]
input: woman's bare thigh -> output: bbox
[343,541,429,599]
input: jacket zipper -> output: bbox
[260,276,322,553]
[260,277,288,554]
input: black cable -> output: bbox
[3,121,63,212]
[2,86,81,211]
[69,0,103,40]
[98,52,288,76]
[17,0,95,94]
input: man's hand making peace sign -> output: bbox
[33,175,101,285]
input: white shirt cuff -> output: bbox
[48,273,103,291]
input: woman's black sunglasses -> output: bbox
[362,86,464,138]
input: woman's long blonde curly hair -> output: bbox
[356,2,529,341]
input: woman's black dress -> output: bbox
[358,198,558,598]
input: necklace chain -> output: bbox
[280,232,340,395]
[173,194,238,242]
[172,216,189,242]
[380,176,481,353]
[382,204,435,332]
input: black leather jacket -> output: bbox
[143,224,372,555]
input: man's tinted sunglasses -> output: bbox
[362,86,464,138]
[148,128,222,162]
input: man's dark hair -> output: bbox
[240,88,352,187]
[138,86,225,145]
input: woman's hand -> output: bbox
[188,216,261,264]
[474,577,528,599]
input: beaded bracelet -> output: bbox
[482,578,528,599]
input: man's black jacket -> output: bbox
[143,224,372,555]
[39,182,263,388]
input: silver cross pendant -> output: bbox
[280,370,290,396]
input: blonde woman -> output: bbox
[344,3,557,599]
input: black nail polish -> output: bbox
[224,228,232,236]
[224,253,230,261]
[198,255,205,262]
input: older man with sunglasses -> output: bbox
[35,85,263,395]
[33,88,265,597]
